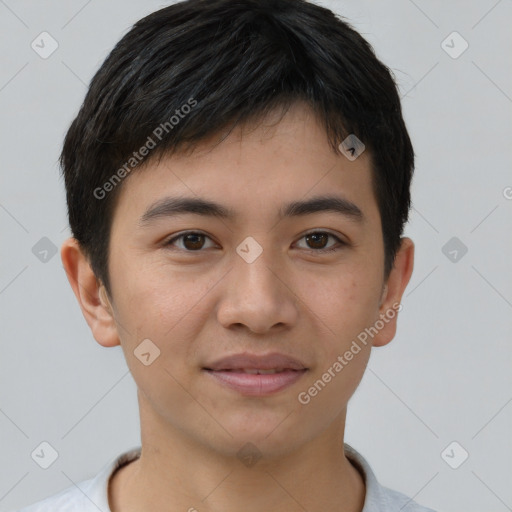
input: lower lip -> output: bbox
[204,369,307,396]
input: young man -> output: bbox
[17,0,436,510]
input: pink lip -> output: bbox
[204,369,307,396]
[203,352,308,396]
[203,352,306,371]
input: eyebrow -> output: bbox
[139,194,365,226]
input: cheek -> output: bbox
[302,270,379,343]
[110,269,210,407]
[293,276,377,418]
[110,256,187,343]
[111,263,221,377]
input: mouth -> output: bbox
[202,352,308,396]
[208,368,294,374]
[203,368,308,396]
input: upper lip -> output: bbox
[203,352,307,371]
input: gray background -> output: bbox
[1,1,511,511]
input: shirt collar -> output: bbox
[87,443,386,512]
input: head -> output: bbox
[61,0,414,459]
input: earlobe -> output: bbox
[372,237,415,348]
[60,237,120,348]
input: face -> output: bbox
[71,103,413,460]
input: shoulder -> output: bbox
[14,483,90,512]
[377,484,437,511]
[12,447,142,512]
[344,443,438,512]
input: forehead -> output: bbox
[111,103,379,228]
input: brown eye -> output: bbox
[295,231,345,253]
[165,231,216,251]
[305,232,329,249]
[182,233,205,250]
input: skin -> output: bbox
[61,102,414,512]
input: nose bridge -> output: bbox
[216,238,298,332]
[232,238,283,299]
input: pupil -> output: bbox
[184,234,204,250]
[307,233,327,249]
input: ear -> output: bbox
[60,237,120,347]
[372,237,414,348]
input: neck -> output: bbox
[109,394,365,512]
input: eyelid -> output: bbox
[164,230,218,249]
[299,228,346,241]
[164,229,347,252]
[294,230,347,252]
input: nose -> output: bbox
[216,247,300,335]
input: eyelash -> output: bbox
[163,230,346,254]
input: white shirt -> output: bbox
[14,444,436,511]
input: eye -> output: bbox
[164,231,217,251]
[295,231,346,253]
[163,230,346,253]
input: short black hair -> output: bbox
[61,0,414,298]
